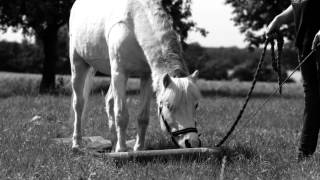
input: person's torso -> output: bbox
[292,0,320,51]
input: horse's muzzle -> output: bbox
[184,139,202,148]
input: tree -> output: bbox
[0,0,75,93]
[226,0,295,48]
[162,0,208,48]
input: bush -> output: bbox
[231,58,289,82]
[199,60,229,80]
[0,41,43,73]
[184,43,230,80]
[231,65,253,81]
[183,43,209,73]
[0,39,70,74]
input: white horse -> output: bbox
[69,0,202,152]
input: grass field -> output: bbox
[0,72,319,179]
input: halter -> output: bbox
[158,102,199,148]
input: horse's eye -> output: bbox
[195,103,199,110]
[166,104,174,111]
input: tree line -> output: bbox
[0,39,299,82]
[0,0,296,92]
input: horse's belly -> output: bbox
[73,31,110,74]
[78,41,150,76]
[85,58,110,75]
[116,34,150,76]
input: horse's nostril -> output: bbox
[185,139,192,148]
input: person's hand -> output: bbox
[312,30,320,51]
[266,17,281,39]
[266,5,293,39]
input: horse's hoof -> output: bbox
[115,145,129,152]
[71,146,82,154]
[72,142,82,153]
[133,144,145,151]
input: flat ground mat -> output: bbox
[53,136,221,161]
[101,147,221,161]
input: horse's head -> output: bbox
[157,70,202,148]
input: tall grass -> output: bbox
[1,72,319,179]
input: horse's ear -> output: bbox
[163,74,171,88]
[190,70,199,81]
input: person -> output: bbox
[266,0,320,161]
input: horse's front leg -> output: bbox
[111,71,129,152]
[134,74,152,151]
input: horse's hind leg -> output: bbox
[70,52,94,150]
[134,74,152,151]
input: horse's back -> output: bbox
[70,0,131,74]
[70,0,150,76]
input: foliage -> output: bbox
[0,40,299,81]
[225,0,295,48]
[0,0,74,35]
[0,0,75,92]
[183,43,210,72]
[0,40,71,74]
[0,40,42,73]
[162,0,208,47]
[231,59,284,82]
[205,47,298,81]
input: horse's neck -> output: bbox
[148,50,188,94]
[130,0,188,93]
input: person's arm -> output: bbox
[266,5,294,35]
[312,30,320,50]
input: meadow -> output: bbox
[0,72,319,179]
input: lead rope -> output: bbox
[270,33,284,94]
[215,33,285,147]
[276,34,284,94]
[217,45,319,148]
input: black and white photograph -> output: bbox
[0,0,320,179]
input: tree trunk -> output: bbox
[39,27,59,94]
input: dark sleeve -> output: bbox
[292,0,320,51]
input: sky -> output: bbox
[187,0,246,47]
[0,0,246,48]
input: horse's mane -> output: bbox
[141,0,188,75]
